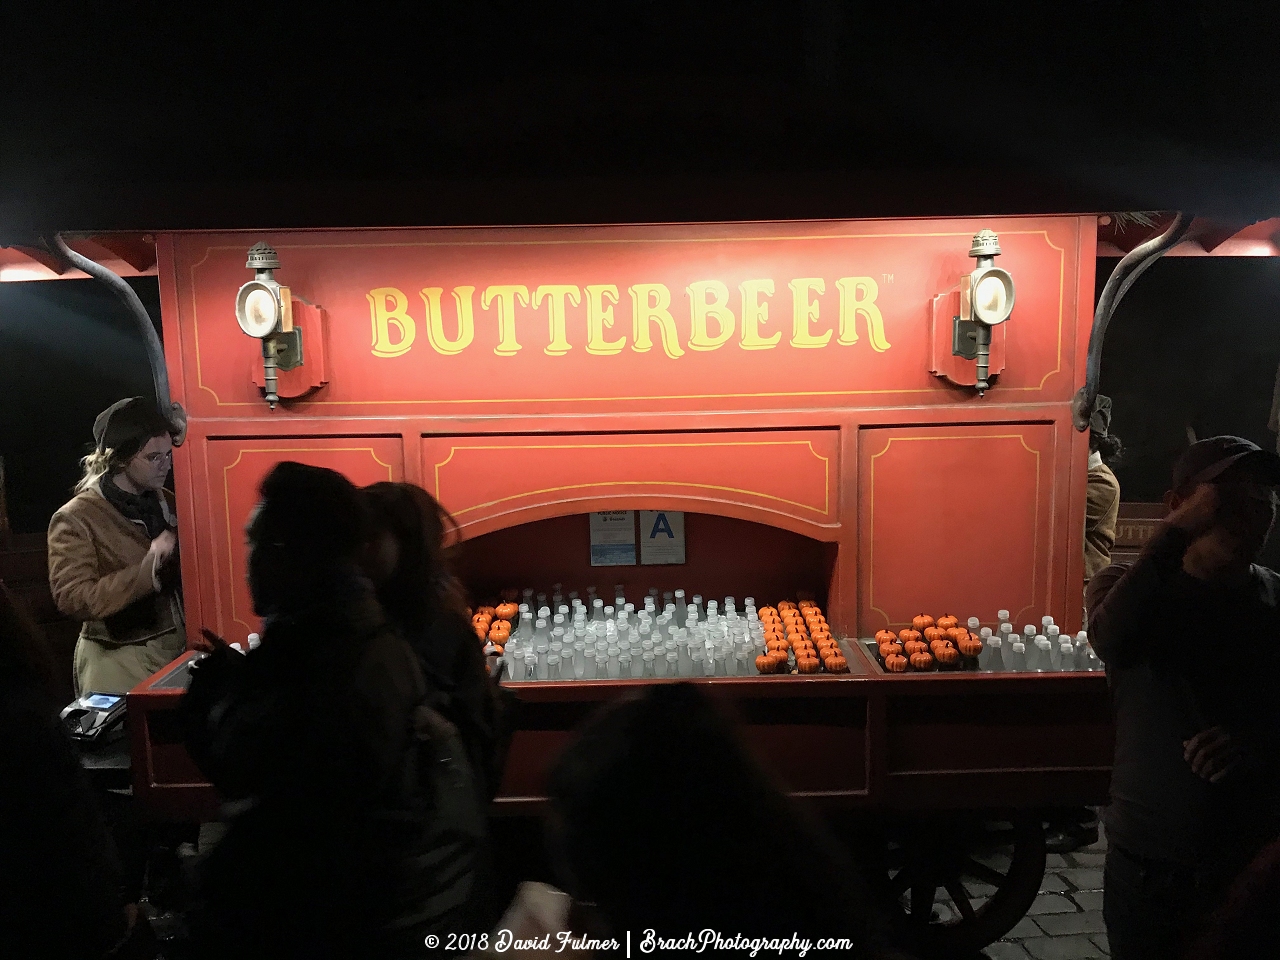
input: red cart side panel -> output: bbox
[423,429,840,540]
[859,423,1057,631]
[200,437,403,646]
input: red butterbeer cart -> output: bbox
[128,215,1111,952]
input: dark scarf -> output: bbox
[101,475,171,540]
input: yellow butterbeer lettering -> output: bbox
[419,286,475,355]
[788,278,831,349]
[585,284,625,355]
[629,283,685,359]
[686,280,735,351]
[533,285,580,356]
[738,279,779,350]
[367,287,416,358]
[481,284,530,356]
[836,276,891,350]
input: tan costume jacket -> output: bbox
[48,483,184,693]
[1085,454,1121,583]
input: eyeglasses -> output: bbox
[140,451,173,466]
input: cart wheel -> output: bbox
[874,813,1046,956]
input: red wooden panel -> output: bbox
[859,423,1056,631]
[161,218,1081,419]
[885,692,1112,773]
[423,430,840,539]
[199,438,403,645]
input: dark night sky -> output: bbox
[2,2,1280,233]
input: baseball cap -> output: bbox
[1172,435,1280,492]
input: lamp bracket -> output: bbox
[953,317,979,360]
[273,329,304,371]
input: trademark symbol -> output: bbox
[882,273,894,283]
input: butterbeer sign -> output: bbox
[162,218,1085,415]
[367,276,890,359]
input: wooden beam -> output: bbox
[87,234,157,272]
[7,244,67,275]
[1189,219,1252,254]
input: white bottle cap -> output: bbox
[997,610,1010,621]
[1047,625,1060,638]
[1042,615,1054,627]
[1024,625,1037,638]
[1076,631,1088,642]
[967,617,981,630]
[979,627,992,638]
[675,589,685,599]
[247,632,261,650]
[1012,641,1025,652]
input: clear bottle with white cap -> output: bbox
[997,609,1011,637]
[1034,634,1053,672]
[980,633,1004,671]
[1058,641,1076,672]
[1007,640,1027,671]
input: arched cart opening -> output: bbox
[455,509,840,616]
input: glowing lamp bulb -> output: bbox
[244,288,277,331]
[975,274,1008,318]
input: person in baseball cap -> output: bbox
[1086,438,1280,960]
[1171,435,1280,494]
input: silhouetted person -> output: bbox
[0,582,145,958]
[362,481,502,801]
[1088,437,1280,960]
[540,683,882,956]
[181,462,482,959]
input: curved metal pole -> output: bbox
[1072,213,1194,430]
[50,234,187,444]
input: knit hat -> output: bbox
[92,397,172,461]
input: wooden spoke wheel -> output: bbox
[871,813,1046,956]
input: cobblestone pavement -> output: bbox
[981,832,1109,960]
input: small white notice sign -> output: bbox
[640,510,686,565]
[589,511,636,566]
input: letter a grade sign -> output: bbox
[640,511,686,565]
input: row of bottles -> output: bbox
[974,611,1102,673]
[501,587,793,681]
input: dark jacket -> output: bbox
[0,671,127,959]
[181,577,483,959]
[405,611,504,803]
[1087,526,1280,866]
